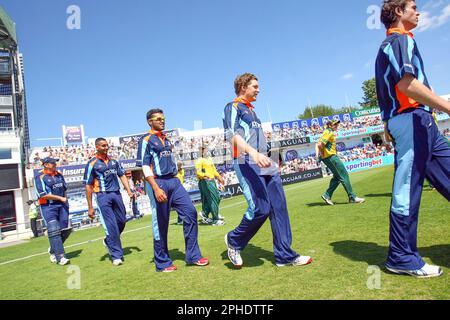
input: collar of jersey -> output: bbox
[234,97,256,111]
[149,130,166,143]
[387,28,414,38]
[96,154,110,162]
[43,169,59,176]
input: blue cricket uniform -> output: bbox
[137,130,203,272]
[84,155,127,261]
[34,169,70,260]
[375,28,450,271]
[223,98,300,265]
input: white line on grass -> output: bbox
[0,177,324,267]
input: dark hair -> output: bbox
[146,108,164,120]
[234,73,258,95]
[381,0,413,29]
[95,138,107,146]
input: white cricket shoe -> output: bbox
[350,197,366,204]
[386,263,443,278]
[276,255,313,267]
[112,259,123,266]
[224,234,243,268]
[48,247,57,264]
[58,257,70,266]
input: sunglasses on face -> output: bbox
[150,117,165,122]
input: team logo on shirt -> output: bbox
[251,121,262,129]
[160,150,172,157]
[104,169,117,177]
[52,183,64,190]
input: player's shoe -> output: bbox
[48,247,57,264]
[58,257,70,266]
[211,220,225,226]
[276,255,312,267]
[225,234,243,268]
[201,217,213,224]
[386,264,443,278]
[218,214,225,221]
[192,257,209,266]
[162,265,177,273]
[112,259,123,266]
[321,195,334,206]
[350,197,366,204]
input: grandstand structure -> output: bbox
[0,7,31,241]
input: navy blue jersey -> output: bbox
[136,130,177,178]
[375,28,431,121]
[34,170,67,205]
[84,156,125,193]
[223,98,268,158]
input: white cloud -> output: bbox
[416,4,450,32]
[341,73,354,80]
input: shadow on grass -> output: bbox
[364,193,392,198]
[66,249,83,259]
[149,249,186,265]
[306,202,347,207]
[100,246,143,261]
[331,240,450,270]
[221,244,274,269]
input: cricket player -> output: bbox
[84,138,135,266]
[316,120,365,205]
[196,145,226,226]
[375,0,450,277]
[223,73,312,268]
[137,109,209,273]
[34,157,72,265]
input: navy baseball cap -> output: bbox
[42,157,59,164]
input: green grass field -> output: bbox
[0,166,448,300]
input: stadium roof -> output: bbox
[0,6,17,48]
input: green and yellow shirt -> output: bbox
[320,128,337,159]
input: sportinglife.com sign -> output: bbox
[272,113,353,131]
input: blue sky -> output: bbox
[1,0,450,147]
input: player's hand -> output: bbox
[88,208,96,220]
[60,197,68,203]
[127,191,135,199]
[383,125,393,143]
[154,187,168,203]
[252,152,272,168]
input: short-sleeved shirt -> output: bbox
[136,130,177,178]
[223,98,268,158]
[375,28,431,122]
[34,169,67,205]
[195,157,220,180]
[83,155,125,193]
[319,128,337,159]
